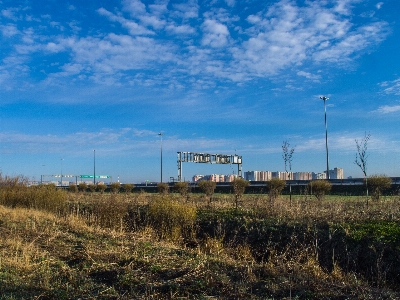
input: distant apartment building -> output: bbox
[193,167,344,183]
[244,171,272,181]
[271,171,293,180]
[293,172,313,180]
[224,174,238,182]
[193,174,237,183]
[313,172,327,180]
[212,174,225,182]
[192,175,204,182]
[327,168,344,179]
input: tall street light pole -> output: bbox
[320,96,330,180]
[93,150,96,185]
[41,164,45,184]
[158,133,163,182]
[60,158,64,187]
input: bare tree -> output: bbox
[282,140,295,204]
[282,140,295,174]
[355,132,371,207]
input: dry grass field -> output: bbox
[0,183,399,299]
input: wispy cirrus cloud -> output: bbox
[0,128,235,156]
[379,78,400,95]
[375,105,400,114]
[97,7,155,36]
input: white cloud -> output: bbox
[225,0,235,7]
[97,7,154,36]
[171,1,199,19]
[1,8,20,21]
[138,14,165,29]
[375,105,400,114]
[165,23,195,35]
[297,71,321,81]
[376,2,384,9]
[0,0,392,89]
[121,0,167,30]
[379,78,400,95]
[0,128,234,156]
[201,19,230,48]
[0,24,19,37]
[122,0,146,17]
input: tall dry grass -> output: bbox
[0,183,67,214]
[1,188,400,298]
[148,195,196,242]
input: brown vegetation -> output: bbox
[0,176,399,299]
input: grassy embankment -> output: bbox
[0,183,399,299]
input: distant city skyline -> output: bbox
[192,167,344,183]
[1,0,400,183]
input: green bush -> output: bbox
[368,174,392,201]
[148,196,196,242]
[266,178,286,202]
[309,180,332,201]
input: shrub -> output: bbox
[122,183,135,193]
[231,178,249,209]
[0,173,27,187]
[309,180,332,201]
[198,180,216,204]
[88,184,96,193]
[148,196,196,242]
[368,174,392,201]
[0,183,66,213]
[78,182,87,193]
[93,195,129,230]
[266,178,286,202]
[174,182,189,198]
[97,183,107,194]
[157,182,169,195]
[110,182,121,194]
[69,184,78,193]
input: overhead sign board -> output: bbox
[80,175,111,179]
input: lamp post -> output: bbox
[158,132,163,182]
[320,96,330,180]
[93,150,96,185]
[41,164,45,184]
[60,158,64,187]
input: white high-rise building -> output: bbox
[327,168,344,179]
[244,171,272,181]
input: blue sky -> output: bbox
[1,0,400,183]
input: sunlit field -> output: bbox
[1,181,399,299]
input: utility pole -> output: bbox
[158,133,163,182]
[320,96,330,180]
[93,150,96,185]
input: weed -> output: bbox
[148,196,196,242]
